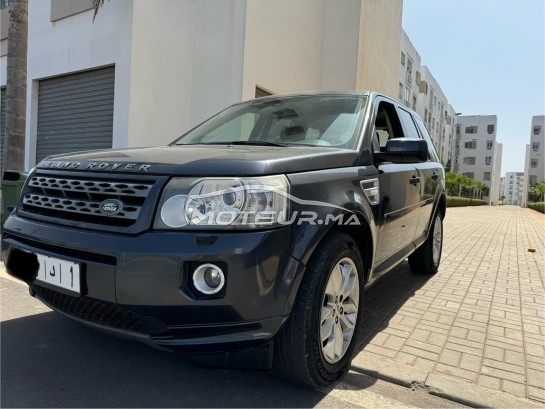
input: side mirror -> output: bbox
[375,138,428,163]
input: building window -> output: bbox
[485,156,492,165]
[532,142,540,151]
[533,125,542,135]
[463,157,476,165]
[462,172,475,179]
[406,59,413,85]
[400,52,405,66]
[484,172,491,181]
[412,95,417,110]
[529,175,537,186]
[398,83,403,100]
[531,159,539,168]
[486,140,493,149]
[464,140,477,149]
[0,0,8,10]
[456,124,461,134]
[465,126,478,134]
[487,124,495,134]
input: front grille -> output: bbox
[21,173,156,228]
[31,284,170,336]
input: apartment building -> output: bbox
[500,172,525,205]
[397,33,458,165]
[453,115,502,205]
[0,0,403,172]
[398,30,421,112]
[522,115,545,205]
[415,66,458,165]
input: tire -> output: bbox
[409,209,443,275]
[273,231,365,388]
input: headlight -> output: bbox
[155,175,289,229]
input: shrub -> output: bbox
[528,202,545,214]
[446,197,487,207]
[446,196,471,207]
[469,199,487,206]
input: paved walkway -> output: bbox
[352,205,545,408]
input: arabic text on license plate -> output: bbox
[36,254,81,293]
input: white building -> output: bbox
[398,29,421,112]
[522,115,545,205]
[0,0,404,172]
[453,115,502,205]
[500,172,525,205]
[397,32,458,167]
[415,66,457,165]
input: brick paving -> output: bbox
[352,205,545,405]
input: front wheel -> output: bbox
[273,231,365,388]
[409,209,443,274]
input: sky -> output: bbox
[402,0,545,175]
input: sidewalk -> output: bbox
[351,205,544,408]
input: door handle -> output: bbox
[410,176,420,185]
[431,173,439,181]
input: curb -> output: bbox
[351,352,542,409]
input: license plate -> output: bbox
[36,254,81,294]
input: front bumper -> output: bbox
[2,214,305,352]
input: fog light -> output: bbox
[193,264,225,295]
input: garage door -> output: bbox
[0,87,5,174]
[36,66,115,163]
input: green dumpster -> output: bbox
[2,170,29,227]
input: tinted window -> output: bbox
[173,96,367,150]
[413,116,440,162]
[397,108,420,138]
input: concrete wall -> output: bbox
[23,0,134,169]
[242,0,362,100]
[356,0,403,99]
[127,0,246,147]
[241,0,326,99]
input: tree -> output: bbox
[531,179,545,202]
[4,0,28,175]
[93,0,107,21]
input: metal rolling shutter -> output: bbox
[0,87,5,174]
[36,66,115,163]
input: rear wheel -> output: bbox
[409,209,443,274]
[273,231,364,388]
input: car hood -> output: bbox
[37,145,361,176]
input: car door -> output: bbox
[396,107,442,238]
[372,99,421,266]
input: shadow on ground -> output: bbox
[356,260,433,353]
[1,260,428,408]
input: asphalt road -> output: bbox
[1,272,465,408]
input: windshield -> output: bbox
[172,95,368,149]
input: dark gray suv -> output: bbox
[3,91,445,387]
